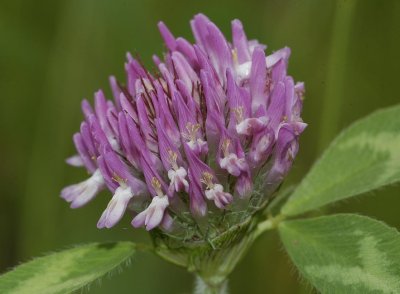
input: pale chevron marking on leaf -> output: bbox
[338,132,400,183]
[8,247,93,294]
[0,243,136,294]
[281,106,400,217]
[304,233,400,293]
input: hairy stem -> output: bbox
[194,276,228,294]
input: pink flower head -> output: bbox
[62,14,305,234]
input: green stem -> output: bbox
[194,276,228,294]
[254,213,285,239]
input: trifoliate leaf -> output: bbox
[279,214,400,293]
[0,242,136,294]
[282,105,400,216]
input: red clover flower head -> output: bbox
[61,14,306,239]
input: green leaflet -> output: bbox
[0,242,136,294]
[279,214,400,294]
[282,104,400,216]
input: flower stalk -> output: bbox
[194,276,228,294]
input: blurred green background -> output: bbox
[1,0,400,293]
